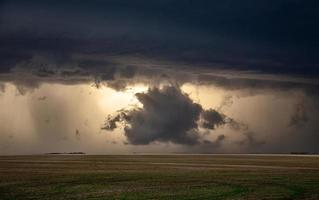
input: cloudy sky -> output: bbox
[0,0,318,154]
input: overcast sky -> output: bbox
[0,0,318,154]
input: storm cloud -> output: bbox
[1,0,319,79]
[102,85,240,146]
[0,0,319,154]
[102,85,203,145]
[200,109,226,130]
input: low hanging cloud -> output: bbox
[200,109,226,130]
[102,85,202,145]
[102,85,241,146]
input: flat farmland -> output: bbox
[0,155,319,200]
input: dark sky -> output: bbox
[1,0,319,154]
[1,0,319,76]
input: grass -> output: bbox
[0,155,319,199]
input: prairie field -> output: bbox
[0,155,319,200]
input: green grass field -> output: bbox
[0,155,319,200]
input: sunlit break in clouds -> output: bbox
[0,0,319,154]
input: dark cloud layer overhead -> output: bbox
[0,0,318,99]
[1,0,319,77]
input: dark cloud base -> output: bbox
[1,0,319,77]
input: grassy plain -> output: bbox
[0,155,319,200]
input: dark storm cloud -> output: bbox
[60,70,89,77]
[197,74,319,96]
[102,85,243,145]
[0,0,318,97]
[1,0,318,99]
[104,114,122,131]
[1,0,319,153]
[78,60,115,78]
[103,85,203,145]
[1,0,319,77]
[200,108,249,133]
[0,52,31,74]
[33,67,56,77]
[118,65,136,79]
[200,109,226,130]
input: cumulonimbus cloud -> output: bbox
[102,85,241,145]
